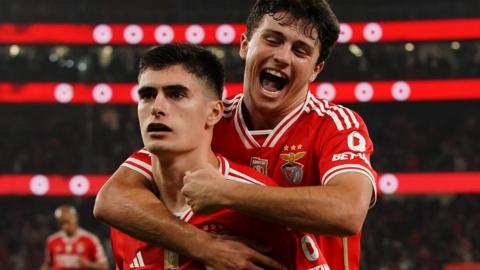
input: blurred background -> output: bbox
[1,0,480,269]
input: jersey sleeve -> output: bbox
[110,229,125,270]
[90,235,107,263]
[317,107,377,206]
[120,148,153,181]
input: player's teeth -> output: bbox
[266,69,285,78]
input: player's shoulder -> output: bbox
[77,228,101,243]
[46,231,64,243]
[222,94,242,119]
[218,155,276,187]
[305,94,366,132]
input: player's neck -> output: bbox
[153,147,219,213]
[242,93,306,130]
[63,228,78,238]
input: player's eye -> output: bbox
[138,88,157,101]
[265,36,281,45]
[293,45,311,58]
[167,89,187,100]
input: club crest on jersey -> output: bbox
[76,243,85,253]
[250,157,268,175]
[280,147,305,185]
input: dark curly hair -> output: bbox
[246,0,340,63]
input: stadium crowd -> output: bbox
[1,41,480,82]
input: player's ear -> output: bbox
[206,100,224,128]
[309,61,324,82]
[239,33,249,60]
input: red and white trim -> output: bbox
[175,208,194,223]
[222,94,242,118]
[307,95,360,131]
[219,156,265,186]
[232,93,309,149]
[121,157,153,181]
[265,94,308,147]
[234,97,260,149]
[338,105,360,129]
[322,164,377,206]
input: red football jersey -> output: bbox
[114,152,330,270]
[44,228,107,270]
[211,93,377,270]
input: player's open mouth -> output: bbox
[147,123,172,133]
[260,68,289,92]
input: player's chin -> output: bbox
[145,143,167,154]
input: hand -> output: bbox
[202,234,286,270]
[77,256,90,268]
[182,164,233,214]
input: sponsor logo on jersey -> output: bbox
[129,251,145,269]
[332,152,370,165]
[280,146,305,185]
[57,254,81,267]
[250,157,268,175]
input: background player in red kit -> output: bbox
[41,205,108,270]
[95,1,377,269]
[109,44,330,270]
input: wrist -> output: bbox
[187,232,219,263]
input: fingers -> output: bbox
[251,253,286,270]
[211,233,271,253]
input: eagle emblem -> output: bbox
[280,152,305,185]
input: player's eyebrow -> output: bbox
[263,29,315,51]
[137,86,156,94]
[161,84,189,92]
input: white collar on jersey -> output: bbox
[232,92,312,149]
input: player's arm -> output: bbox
[183,113,376,236]
[94,165,215,261]
[93,151,286,270]
[184,169,372,236]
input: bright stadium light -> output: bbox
[348,44,363,57]
[451,41,461,50]
[9,45,20,57]
[404,43,415,52]
[77,61,88,72]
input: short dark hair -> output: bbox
[139,44,225,99]
[246,0,340,63]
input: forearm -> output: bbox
[93,168,212,261]
[222,173,372,235]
